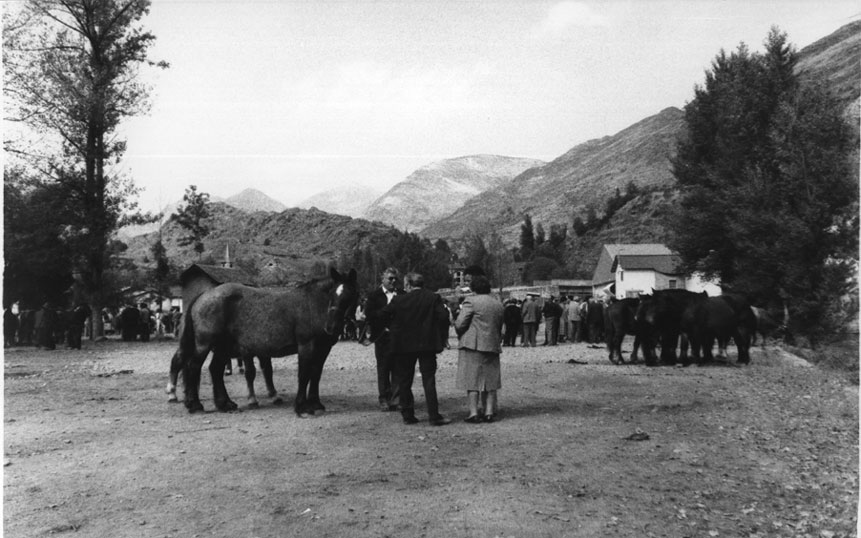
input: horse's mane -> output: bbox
[293,274,336,291]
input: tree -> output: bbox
[4,167,75,308]
[519,214,535,259]
[3,0,167,337]
[534,223,546,246]
[670,27,857,341]
[172,185,211,257]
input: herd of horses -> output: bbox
[166,268,774,418]
[604,289,775,367]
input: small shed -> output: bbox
[179,264,256,311]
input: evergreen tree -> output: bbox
[173,185,211,257]
[519,214,535,259]
[670,27,857,340]
[535,223,546,246]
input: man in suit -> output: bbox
[364,267,403,411]
[382,272,451,426]
[502,299,521,347]
[520,294,542,347]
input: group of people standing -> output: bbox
[4,303,89,350]
[502,295,606,347]
[364,267,505,426]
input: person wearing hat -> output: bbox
[520,294,541,347]
[542,295,562,346]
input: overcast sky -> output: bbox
[102,1,860,212]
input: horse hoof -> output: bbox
[247,401,260,409]
[216,401,238,412]
[272,397,284,406]
[168,396,179,403]
[186,402,204,414]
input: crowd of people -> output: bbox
[3,302,182,349]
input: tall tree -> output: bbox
[4,0,167,337]
[670,27,857,341]
[172,185,211,257]
[519,214,535,259]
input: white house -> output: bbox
[592,244,721,299]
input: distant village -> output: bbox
[147,242,721,315]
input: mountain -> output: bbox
[124,202,405,282]
[223,188,286,213]
[363,154,544,232]
[421,108,685,245]
[297,183,382,218]
[796,19,861,126]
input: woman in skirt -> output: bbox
[454,275,505,423]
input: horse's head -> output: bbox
[324,267,359,337]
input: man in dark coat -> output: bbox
[66,304,89,349]
[34,302,58,350]
[382,272,451,426]
[119,305,139,341]
[542,296,562,346]
[502,299,521,347]
[364,267,403,411]
[138,303,151,342]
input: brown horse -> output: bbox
[172,267,358,416]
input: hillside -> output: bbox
[363,154,544,232]
[125,203,403,282]
[297,183,382,218]
[421,107,685,245]
[795,19,861,123]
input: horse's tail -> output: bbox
[177,297,200,362]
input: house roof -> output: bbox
[613,254,684,275]
[180,264,256,287]
[592,244,674,285]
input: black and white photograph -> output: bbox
[3,1,859,536]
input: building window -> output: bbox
[619,270,624,282]
[669,279,677,289]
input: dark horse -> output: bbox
[170,267,359,416]
[637,290,755,366]
[603,297,644,364]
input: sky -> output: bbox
[21,1,861,213]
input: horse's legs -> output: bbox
[660,333,678,365]
[294,343,314,416]
[209,347,238,412]
[734,329,751,364]
[258,356,281,403]
[167,349,182,403]
[243,355,259,408]
[307,340,333,412]
[630,334,640,363]
[182,351,207,413]
[611,329,624,364]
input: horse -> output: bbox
[635,289,705,365]
[172,267,359,416]
[750,305,782,345]
[603,297,644,364]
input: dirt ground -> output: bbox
[3,333,858,538]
